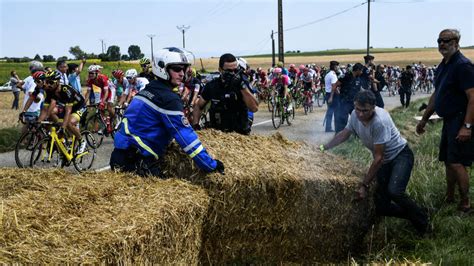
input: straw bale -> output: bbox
[162,129,376,263]
[0,169,209,264]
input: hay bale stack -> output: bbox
[163,129,376,263]
[0,169,209,264]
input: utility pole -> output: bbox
[366,0,371,56]
[147,34,156,59]
[176,25,191,48]
[271,30,276,67]
[277,0,284,64]
[100,39,105,54]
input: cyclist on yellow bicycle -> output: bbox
[39,70,88,154]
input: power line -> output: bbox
[284,1,367,32]
[375,0,424,3]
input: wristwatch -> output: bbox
[464,123,472,129]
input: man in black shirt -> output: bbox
[398,65,414,108]
[192,53,258,135]
[331,63,363,133]
[416,29,474,213]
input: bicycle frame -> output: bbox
[44,126,88,163]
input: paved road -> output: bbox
[0,92,429,171]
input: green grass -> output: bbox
[332,99,474,264]
[0,126,21,152]
[0,60,141,85]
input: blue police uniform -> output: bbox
[111,79,218,173]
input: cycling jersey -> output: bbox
[87,74,111,104]
[124,77,149,97]
[114,79,217,172]
[113,77,129,97]
[139,71,155,82]
[44,84,86,113]
[271,75,290,96]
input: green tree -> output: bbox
[121,54,130,61]
[33,54,42,61]
[69,46,86,59]
[128,45,142,60]
[57,56,68,61]
[106,45,121,61]
[98,53,109,62]
[42,55,55,62]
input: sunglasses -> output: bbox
[141,64,149,68]
[223,68,239,74]
[46,80,56,85]
[169,65,187,73]
[437,38,456,44]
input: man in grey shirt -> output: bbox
[321,90,428,235]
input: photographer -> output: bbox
[192,53,258,135]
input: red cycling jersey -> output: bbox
[87,73,111,101]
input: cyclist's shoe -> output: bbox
[97,129,104,135]
[287,103,293,111]
[77,139,87,154]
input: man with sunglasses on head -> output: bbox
[321,90,429,236]
[417,29,474,213]
[118,68,149,107]
[192,53,258,135]
[138,57,155,81]
[110,47,224,177]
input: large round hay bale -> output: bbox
[163,129,376,263]
[0,169,209,264]
[1,129,375,263]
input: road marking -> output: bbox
[253,119,272,127]
[96,165,110,172]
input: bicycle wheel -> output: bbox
[73,131,96,172]
[286,101,295,125]
[272,102,281,129]
[267,95,274,112]
[30,137,62,169]
[85,115,105,148]
[315,91,323,107]
[15,131,40,168]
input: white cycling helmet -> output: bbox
[152,47,192,80]
[88,64,103,73]
[237,57,248,70]
[29,60,44,72]
[125,68,138,79]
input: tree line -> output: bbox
[2,44,145,63]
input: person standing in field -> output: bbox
[67,58,86,94]
[322,90,429,235]
[416,29,474,213]
[323,61,339,132]
[398,65,414,108]
[56,60,69,85]
[10,70,23,110]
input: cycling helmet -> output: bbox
[125,69,138,79]
[112,69,124,79]
[139,57,151,65]
[273,68,282,74]
[289,64,295,68]
[88,64,103,73]
[29,61,44,72]
[257,67,262,72]
[32,71,46,80]
[277,62,283,67]
[237,57,248,70]
[152,47,191,80]
[299,64,305,70]
[44,70,61,81]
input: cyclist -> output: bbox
[112,69,128,101]
[85,65,116,123]
[271,68,291,108]
[39,70,87,153]
[119,69,149,106]
[111,47,224,177]
[139,57,155,81]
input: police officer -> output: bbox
[192,53,258,135]
[110,47,224,177]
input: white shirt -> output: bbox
[124,77,149,95]
[59,72,69,85]
[22,76,43,113]
[324,70,338,93]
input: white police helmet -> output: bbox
[152,47,192,80]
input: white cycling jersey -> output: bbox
[124,77,149,97]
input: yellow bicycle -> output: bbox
[29,121,96,172]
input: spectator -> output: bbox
[398,65,414,108]
[10,70,23,110]
[323,60,339,132]
[416,29,474,213]
[56,60,69,85]
[374,64,387,108]
[322,90,429,235]
[67,58,86,94]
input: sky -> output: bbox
[1,0,473,59]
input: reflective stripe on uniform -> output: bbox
[122,118,159,159]
[189,145,203,158]
[183,139,200,153]
[134,95,184,116]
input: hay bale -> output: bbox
[162,129,376,263]
[1,129,375,263]
[0,169,209,264]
